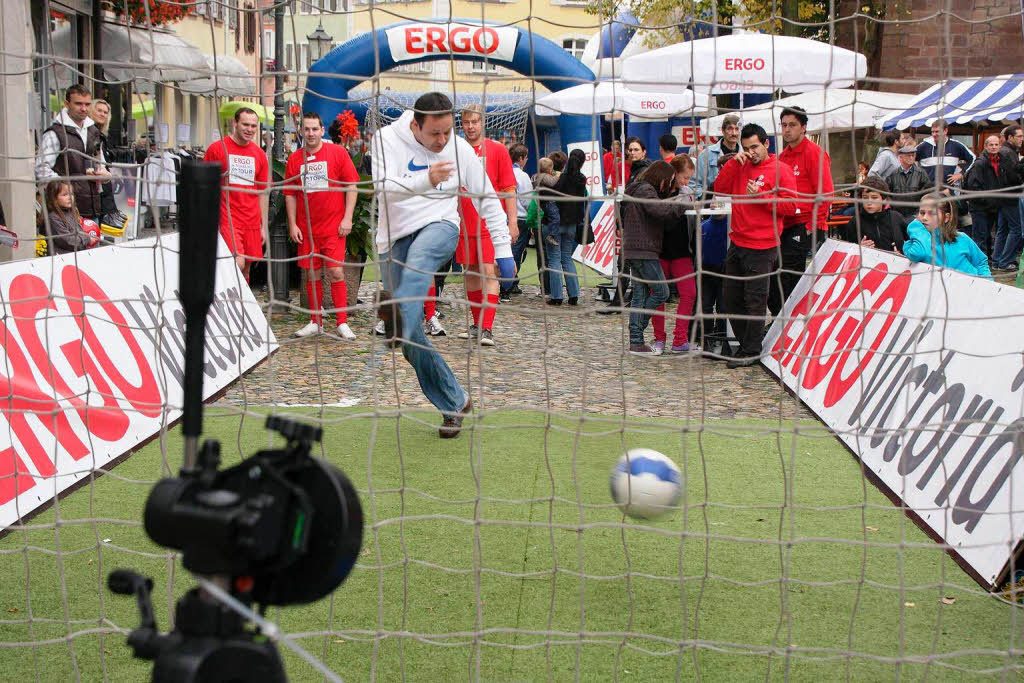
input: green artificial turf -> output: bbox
[0,409,1019,681]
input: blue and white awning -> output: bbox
[877,74,1024,130]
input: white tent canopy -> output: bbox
[180,55,257,98]
[535,80,710,119]
[622,34,868,95]
[700,89,916,136]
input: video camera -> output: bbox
[108,161,363,682]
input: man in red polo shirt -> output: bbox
[203,107,269,283]
[456,104,518,346]
[285,111,360,341]
[770,106,833,315]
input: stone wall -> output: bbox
[835,0,1024,94]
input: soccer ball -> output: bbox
[610,449,682,520]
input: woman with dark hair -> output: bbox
[621,160,689,355]
[546,148,587,305]
[626,136,651,179]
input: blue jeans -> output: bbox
[993,200,1024,268]
[967,210,995,257]
[544,223,581,301]
[381,221,467,413]
[506,217,531,291]
[626,258,669,345]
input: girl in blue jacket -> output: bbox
[902,193,992,279]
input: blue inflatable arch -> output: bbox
[300,19,598,149]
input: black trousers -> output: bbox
[722,244,777,358]
[691,263,725,344]
[767,224,810,316]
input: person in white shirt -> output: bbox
[36,84,110,222]
[503,143,533,299]
[371,92,509,438]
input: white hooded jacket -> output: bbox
[371,110,511,256]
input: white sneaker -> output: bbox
[426,315,447,336]
[372,319,386,335]
[336,323,356,341]
[294,321,321,338]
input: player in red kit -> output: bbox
[770,105,833,315]
[455,104,518,346]
[284,112,361,341]
[203,107,269,282]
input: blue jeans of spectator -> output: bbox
[967,210,996,257]
[507,217,531,291]
[993,200,1024,268]
[545,223,581,301]
[626,258,669,345]
[381,220,467,413]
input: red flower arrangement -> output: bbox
[105,1,193,26]
[334,110,361,145]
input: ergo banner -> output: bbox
[762,240,1024,588]
[0,235,278,531]
[387,23,520,63]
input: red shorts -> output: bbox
[222,226,263,261]
[456,228,495,266]
[297,232,346,270]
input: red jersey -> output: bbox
[203,136,269,236]
[778,137,833,231]
[603,151,629,189]
[284,142,360,237]
[713,154,798,250]
[473,139,516,192]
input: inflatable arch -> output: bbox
[300,19,599,148]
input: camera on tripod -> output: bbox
[108,161,363,682]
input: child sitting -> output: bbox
[39,181,98,254]
[902,193,992,279]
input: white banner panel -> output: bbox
[0,234,278,531]
[762,239,1024,588]
[572,200,617,277]
[387,23,519,63]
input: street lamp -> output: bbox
[307,21,334,64]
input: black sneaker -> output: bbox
[726,355,760,369]
[375,290,402,348]
[508,285,523,295]
[499,291,512,303]
[457,325,479,340]
[439,398,472,438]
[479,329,495,346]
[567,296,578,306]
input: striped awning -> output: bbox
[877,74,1024,130]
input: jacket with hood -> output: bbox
[531,172,561,227]
[713,154,798,250]
[371,110,510,255]
[902,219,992,279]
[620,179,688,260]
[964,148,1020,212]
[887,162,932,218]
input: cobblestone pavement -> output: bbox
[220,278,814,423]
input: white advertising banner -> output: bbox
[762,239,1024,588]
[0,234,278,531]
[572,200,617,277]
[387,23,520,63]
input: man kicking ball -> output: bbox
[285,111,360,340]
[372,92,510,438]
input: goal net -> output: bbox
[2,1,1024,680]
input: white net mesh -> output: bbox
[2,0,1024,680]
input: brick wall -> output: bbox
[835,0,1024,93]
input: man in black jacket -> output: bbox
[887,145,931,219]
[965,134,1017,257]
[993,126,1024,270]
[838,176,907,253]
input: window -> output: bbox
[300,43,310,71]
[245,4,258,54]
[229,1,238,29]
[471,60,499,73]
[285,43,294,71]
[562,38,587,60]
[393,62,431,74]
[196,1,206,16]
[263,30,274,60]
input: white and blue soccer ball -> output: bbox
[610,449,682,520]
